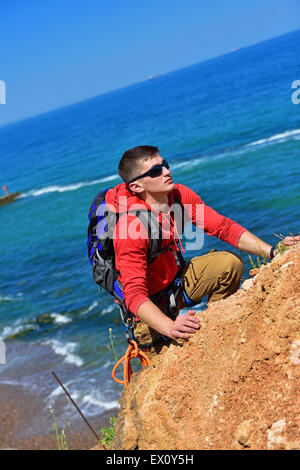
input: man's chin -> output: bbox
[165,181,175,191]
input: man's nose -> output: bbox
[163,165,171,175]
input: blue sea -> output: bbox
[0,30,299,433]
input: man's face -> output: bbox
[132,154,175,196]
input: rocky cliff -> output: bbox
[110,245,300,450]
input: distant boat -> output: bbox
[147,74,162,80]
[0,192,21,207]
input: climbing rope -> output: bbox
[112,339,151,388]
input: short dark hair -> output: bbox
[118,145,159,184]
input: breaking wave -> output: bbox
[44,339,84,367]
[245,128,300,148]
[18,128,300,200]
[20,173,120,198]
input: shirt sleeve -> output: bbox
[176,184,247,247]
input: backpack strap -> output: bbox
[133,209,162,265]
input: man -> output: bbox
[105,146,299,357]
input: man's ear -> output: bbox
[128,181,144,194]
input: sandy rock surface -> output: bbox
[110,245,300,450]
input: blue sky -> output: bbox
[0,0,299,127]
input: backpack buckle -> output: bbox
[168,288,177,315]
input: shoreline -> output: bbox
[0,383,118,450]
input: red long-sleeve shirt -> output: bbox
[106,183,246,316]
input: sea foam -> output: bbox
[18,128,299,201]
[20,173,120,199]
[45,339,84,367]
[245,128,300,148]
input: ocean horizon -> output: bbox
[1,28,299,131]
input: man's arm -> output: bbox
[137,300,200,340]
[237,230,273,258]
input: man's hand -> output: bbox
[282,234,300,246]
[137,302,200,340]
[170,310,200,340]
[238,230,300,259]
[274,234,300,255]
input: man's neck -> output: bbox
[142,192,169,206]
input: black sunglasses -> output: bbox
[128,159,170,184]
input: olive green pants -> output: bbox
[133,250,243,358]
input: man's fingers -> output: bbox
[180,325,197,333]
[185,313,200,327]
[173,321,197,333]
[172,321,199,336]
[172,325,197,339]
[171,310,202,339]
[176,315,200,328]
[186,319,200,329]
[172,330,190,339]
[186,310,196,315]
[284,235,300,245]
